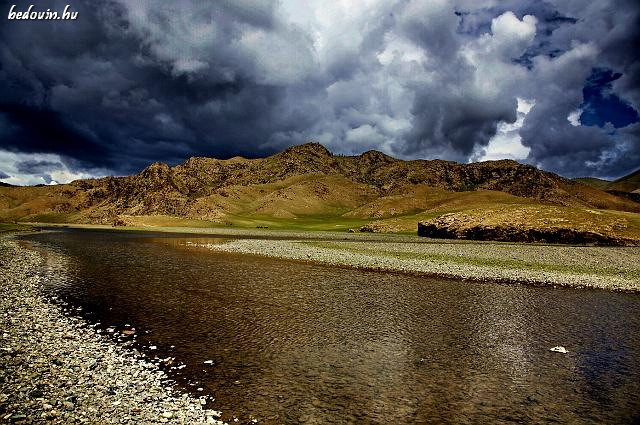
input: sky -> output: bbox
[0,0,639,185]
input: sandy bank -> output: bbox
[197,238,640,292]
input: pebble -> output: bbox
[549,346,568,353]
[201,236,640,291]
[0,238,229,425]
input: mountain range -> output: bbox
[1,143,639,244]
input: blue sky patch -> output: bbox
[580,68,639,128]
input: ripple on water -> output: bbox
[19,229,640,424]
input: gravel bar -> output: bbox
[198,238,640,292]
[0,236,227,424]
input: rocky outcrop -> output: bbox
[358,223,383,233]
[418,213,640,246]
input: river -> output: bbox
[17,229,640,424]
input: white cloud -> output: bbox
[0,150,101,186]
[491,12,537,42]
[345,124,386,146]
[475,98,534,161]
[567,109,582,126]
[238,26,317,85]
[377,34,427,66]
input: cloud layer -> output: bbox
[0,0,638,183]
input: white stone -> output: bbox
[549,346,568,353]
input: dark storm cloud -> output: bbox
[403,85,517,160]
[0,105,108,161]
[0,0,638,181]
[0,170,9,179]
[512,0,640,177]
[14,159,63,174]
[0,0,310,174]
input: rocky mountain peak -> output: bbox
[358,150,395,165]
[138,162,174,188]
[281,142,332,157]
[141,161,171,175]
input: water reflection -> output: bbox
[18,229,640,424]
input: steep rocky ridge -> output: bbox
[66,143,639,216]
[1,143,639,243]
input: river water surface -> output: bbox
[18,229,640,424]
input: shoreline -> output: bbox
[1,228,639,423]
[196,238,640,292]
[20,221,640,246]
[18,222,424,242]
[11,223,640,292]
[0,236,227,424]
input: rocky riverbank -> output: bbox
[196,238,640,292]
[0,236,227,424]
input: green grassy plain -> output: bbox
[0,223,34,234]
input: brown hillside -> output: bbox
[1,142,639,243]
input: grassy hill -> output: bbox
[608,169,640,193]
[573,177,611,191]
[1,143,640,244]
[574,169,640,207]
[576,169,640,193]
